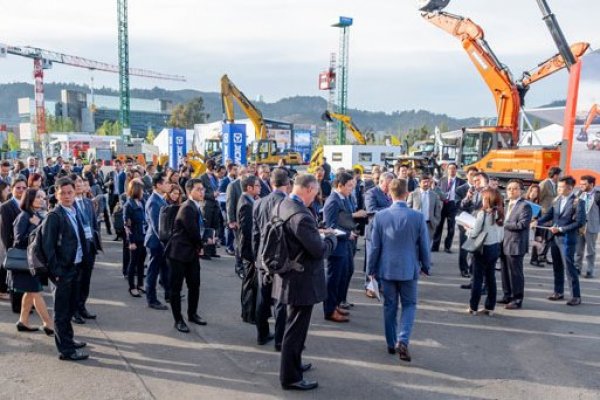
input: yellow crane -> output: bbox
[221,74,303,166]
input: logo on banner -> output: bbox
[233,132,243,143]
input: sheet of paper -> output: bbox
[456,212,477,229]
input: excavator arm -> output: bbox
[519,42,589,87]
[221,74,268,140]
[421,10,520,142]
[322,110,367,145]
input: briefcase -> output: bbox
[3,248,29,272]
[337,210,357,231]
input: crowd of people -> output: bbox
[0,153,598,391]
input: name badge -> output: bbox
[84,226,93,240]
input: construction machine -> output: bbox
[419,0,589,182]
[220,74,303,166]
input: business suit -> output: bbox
[575,190,600,277]
[199,172,221,237]
[0,198,21,294]
[455,183,478,276]
[237,193,257,324]
[367,201,430,350]
[252,190,288,346]
[501,199,533,305]
[123,198,146,291]
[364,186,392,275]
[74,197,100,317]
[42,205,88,357]
[407,188,442,243]
[226,179,244,270]
[538,194,586,299]
[144,191,169,305]
[259,178,272,198]
[274,196,336,386]
[322,192,354,318]
[219,176,235,252]
[166,199,203,323]
[432,176,465,251]
[43,165,57,189]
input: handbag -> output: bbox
[3,248,29,272]
[461,213,488,254]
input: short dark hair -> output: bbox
[447,162,458,168]
[11,176,27,188]
[332,172,353,188]
[507,179,524,190]
[1,160,10,168]
[152,171,167,188]
[55,177,75,192]
[559,176,576,187]
[475,171,489,185]
[227,163,238,172]
[205,159,216,171]
[271,168,290,188]
[115,159,123,166]
[389,179,408,198]
[420,173,431,181]
[466,166,479,174]
[548,167,562,179]
[46,157,53,162]
[241,175,258,192]
[185,178,203,194]
[581,175,596,185]
[294,173,317,189]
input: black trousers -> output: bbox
[256,271,287,345]
[432,202,457,251]
[76,252,96,313]
[458,226,471,274]
[280,304,313,385]
[103,205,112,234]
[168,258,200,323]
[128,245,145,290]
[501,254,525,302]
[0,266,7,293]
[53,268,80,356]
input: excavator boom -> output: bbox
[322,110,367,145]
[520,42,590,87]
[221,74,268,140]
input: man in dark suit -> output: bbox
[257,165,272,198]
[42,177,90,361]
[274,174,337,391]
[536,176,586,306]
[144,172,170,310]
[199,160,222,259]
[0,177,27,303]
[43,157,57,189]
[500,179,533,309]
[237,175,261,324]
[252,169,290,349]
[321,157,331,181]
[219,163,238,255]
[226,166,247,276]
[368,178,430,362]
[71,174,101,323]
[432,163,465,252]
[455,167,480,278]
[105,160,125,213]
[166,178,207,332]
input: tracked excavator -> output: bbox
[419,0,589,182]
[221,75,303,166]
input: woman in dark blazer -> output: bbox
[123,179,146,297]
[12,188,54,335]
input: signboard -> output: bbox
[562,49,600,182]
[293,124,315,163]
[222,123,247,166]
[168,128,187,169]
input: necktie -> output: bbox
[585,193,592,214]
[507,202,514,218]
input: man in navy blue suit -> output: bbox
[368,178,430,362]
[536,176,586,306]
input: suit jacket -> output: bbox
[456,183,481,213]
[252,190,287,266]
[123,198,146,244]
[75,197,101,255]
[503,198,533,256]
[226,179,243,223]
[218,176,232,193]
[13,210,40,249]
[364,186,392,241]
[407,188,442,228]
[42,205,88,279]
[106,170,125,196]
[199,172,219,202]
[579,190,600,234]
[408,178,419,193]
[236,194,255,262]
[117,171,126,195]
[274,197,336,306]
[323,192,353,257]
[43,165,57,188]
[144,191,167,249]
[538,194,586,246]
[0,198,21,252]
[166,199,203,262]
[539,178,557,214]
[259,179,272,198]
[367,202,431,280]
[439,176,465,205]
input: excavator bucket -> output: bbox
[321,110,334,122]
[418,0,450,12]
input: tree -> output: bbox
[7,131,19,151]
[95,120,122,136]
[146,127,156,144]
[46,114,75,132]
[168,97,208,129]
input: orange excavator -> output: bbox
[419,0,589,182]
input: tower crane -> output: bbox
[0,42,185,141]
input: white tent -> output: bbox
[518,124,563,146]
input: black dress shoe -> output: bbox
[566,297,581,306]
[460,283,472,290]
[188,314,207,325]
[212,254,221,258]
[301,363,312,372]
[497,298,511,305]
[282,380,318,391]
[43,326,54,336]
[274,344,282,352]
[80,310,97,319]
[505,301,522,310]
[73,341,87,349]
[200,255,212,261]
[59,349,89,361]
[72,314,86,325]
[460,271,470,278]
[444,248,452,254]
[148,302,168,310]
[257,333,274,345]
[175,320,190,333]
[16,322,39,332]
[387,347,396,355]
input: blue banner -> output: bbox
[222,123,247,166]
[168,128,187,169]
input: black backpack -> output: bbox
[158,204,180,244]
[27,212,61,277]
[259,201,303,275]
[112,203,125,233]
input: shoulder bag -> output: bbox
[3,247,29,272]
[461,212,488,254]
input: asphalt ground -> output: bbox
[1,230,599,400]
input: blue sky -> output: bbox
[0,0,598,118]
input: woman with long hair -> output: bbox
[165,184,183,205]
[12,188,54,335]
[466,188,505,316]
[123,179,147,297]
[0,181,10,203]
[27,173,43,190]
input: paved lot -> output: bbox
[1,233,599,400]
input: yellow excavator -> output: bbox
[221,74,303,166]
